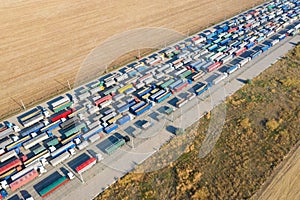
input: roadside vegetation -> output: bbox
[96,44,300,200]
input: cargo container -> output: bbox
[88,134,101,143]
[75,157,96,174]
[51,142,75,158]
[32,145,46,155]
[176,99,188,108]
[6,135,31,151]
[38,176,69,198]
[53,101,73,113]
[82,125,103,140]
[220,38,231,46]
[237,57,251,68]
[62,123,86,138]
[9,169,39,192]
[103,85,120,96]
[104,124,119,134]
[160,79,175,89]
[0,150,17,163]
[51,109,74,123]
[23,133,49,150]
[133,102,153,116]
[105,138,125,155]
[77,141,89,150]
[250,50,262,59]
[11,161,40,181]
[234,47,247,56]
[221,54,234,64]
[186,93,196,101]
[208,44,218,51]
[174,68,187,76]
[95,95,112,107]
[88,106,99,115]
[107,114,122,124]
[50,151,70,166]
[135,82,145,89]
[195,83,210,96]
[22,113,44,128]
[46,137,59,147]
[210,52,223,61]
[24,149,50,167]
[89,87,102,95]
[149,90,165,101]
[207,62,222,72]
[0,137,13,150]
[199,61,213,70]
[191,71,205,81]
[51,97,69,110]
[261,45,270,52]
[103,107,115,116]
[0,127,14,139]
[19,108,41,123]
[113,93,125,101]
[60,117,79,130]
[0,158,22,175]
[99,99,112,109]
[174,82,188,92]
[213,73,228,85]
[179,70,192,79]
[156,92,172,103]
[137,87,152,97]
[117,114,132,125]
[226,65,239,74]
[61,132,82,145]
[271,39,280,46]
[246,42,255,49]
[117,101,135,114]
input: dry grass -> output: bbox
[95,45,300,200]
[0,0,264,119]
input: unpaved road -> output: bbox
[254,142,300,200]
[0,0,264,119]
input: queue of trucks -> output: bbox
[0,0,299,199]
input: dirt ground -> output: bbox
[0,0,263,119]
[253,143,300,200]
